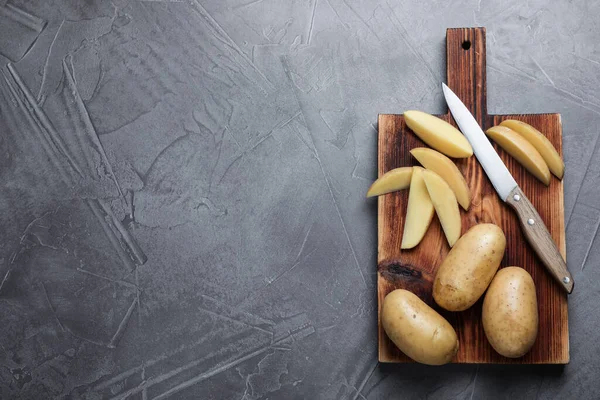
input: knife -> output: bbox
[442,83,574,294]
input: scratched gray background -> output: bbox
[0,0,599,399]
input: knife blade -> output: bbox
[442,83,574,294]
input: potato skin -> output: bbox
[382,289,459,365]
[482,267,538,358]
[433,224,506,311]
[404,110,473,158]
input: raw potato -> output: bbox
[486,126,551,186]
[404,110,473,158]
[382,289,459,365]
[367,167,413,197]
[422,169,461,247]
[482,267,538,358]
[411,147,471,210]
[401,167,435,249]
[500,120,564,179]
[433,224,506,311]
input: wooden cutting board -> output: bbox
[377,27,569,364]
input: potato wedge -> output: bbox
[422,169,461,247]
[410,147,471,210]
[401,167,434,249]
[486,126,551,185]
[366,167,413,197]
[382,289,459,365]
[483,267,538,358]
[500,119,564,179]
[404,110,473,158]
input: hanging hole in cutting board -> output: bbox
[462,40,471,50]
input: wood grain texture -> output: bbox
[377,28,569,364]
[506,186,573,293]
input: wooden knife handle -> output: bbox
[506,186,573,293]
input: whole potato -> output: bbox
[482,267,538,358]
[382,289,459,365]
[433,223,506,311]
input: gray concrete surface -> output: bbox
[0,0,599,398]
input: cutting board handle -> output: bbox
[446,27,487,124]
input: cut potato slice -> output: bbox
[410,147,471,210]
[422,169,461,247]
[367,167,413,197]
[500,119,564,179]
[401,167,435,249]
[404,111,473,158]
[486,126,551,186]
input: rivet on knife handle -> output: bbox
[506,186,574,293]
